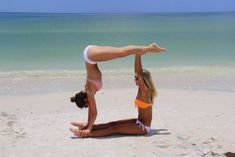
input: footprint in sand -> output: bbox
[0,112,26,139]
[152,141,171,148]
[203,137,216,144]
[176,134,191,141]
[1,112,8,117]
[7,120,16,127]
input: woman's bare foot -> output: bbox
[146,43,167,53]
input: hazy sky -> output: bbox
[0,0,235,13]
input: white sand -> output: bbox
[1,88,235,157]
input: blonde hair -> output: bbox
[142,69,157,104]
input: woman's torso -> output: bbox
[85,63,102,81]
[136,88,152,126]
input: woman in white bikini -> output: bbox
[70,43,166,136]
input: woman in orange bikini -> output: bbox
[70,43,166,136]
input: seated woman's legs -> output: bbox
[88,121,147,137]
[71,118,136,130]
[70,120,147,138]
[92,118,137,130]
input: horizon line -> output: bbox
[0,10,235,14]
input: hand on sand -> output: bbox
[70,122,88,130]
[147,43,167,53]
[70,128,90,137]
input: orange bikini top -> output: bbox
[134,99,152,109]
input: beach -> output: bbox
[1,12,235,156]
[1,87,235,157]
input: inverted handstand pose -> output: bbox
[70,51,160,137]
[70,43,166,136]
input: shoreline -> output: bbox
[1,68,235,95]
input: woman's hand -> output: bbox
[79,129,91,136]
[137,51,146,56]
[70,128,91,137]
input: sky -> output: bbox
[0,0,235,13]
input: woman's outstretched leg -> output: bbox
[88,43,166,62]
[90,122,147,137]
[71,118,136,131]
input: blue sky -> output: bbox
[0,0,235,13]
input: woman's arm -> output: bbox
[82,85,97,135]
[87,93,97,130]
[135,54,148,91]
[135,54,143,76]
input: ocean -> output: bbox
[0,12,235,94]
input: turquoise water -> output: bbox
[0,12,235,71]
[0,12,235,94]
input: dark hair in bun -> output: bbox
[70,91,88,109]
